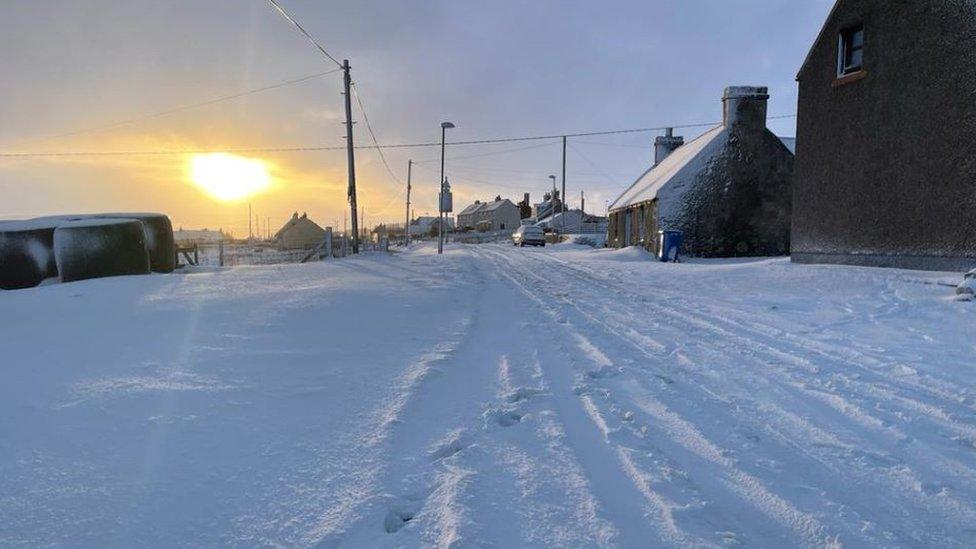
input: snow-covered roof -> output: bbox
[608,124,725,212]
[482,199,514,212]
[274,213,323,240]
[458,202,486,216]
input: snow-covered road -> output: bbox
[2,242,974,547]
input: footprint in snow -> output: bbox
[483,407,523,428]
[383,494,425,534]
[429,430,469,461]
[504,387,545,404]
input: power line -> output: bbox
[413,139,561,164]
[0,115,798,158]
[4,69,342,149]
[349,82,406,217]
[351,83,400,185]
[568,141,618,188]
[265,0,343,68]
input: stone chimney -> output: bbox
[722,86,769,133]
[654,127,684,166]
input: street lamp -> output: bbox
[548,175,557,225]
[438,121,455,255]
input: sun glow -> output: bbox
[188,153,272,202]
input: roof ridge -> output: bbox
[608,124,724,212]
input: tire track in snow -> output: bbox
[297,256,485,546]
[478,257,707,547]
[494,246,976,546]
[481,248,831,547]
[480,247,976,544]
[544,254,976,502]
[557,254,976,439]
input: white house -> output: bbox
[174,228,226,245]
[458,197,520,232]
[408,216,455,237]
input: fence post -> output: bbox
[324,227,333,259]
[218,239,224,266]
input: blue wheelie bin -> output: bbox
[658,230,683,262]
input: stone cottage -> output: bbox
[607,86,795,257]
[274,212,326,250]
[792,0,976,270]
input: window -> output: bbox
[838,24,864,76]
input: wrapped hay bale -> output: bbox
[0,219,62,289]
[54,218,150,283]
[96,212,175,273]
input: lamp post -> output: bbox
[548,175,557,230]
[438,121,455,255]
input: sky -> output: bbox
[0,0,835,236]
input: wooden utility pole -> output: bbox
[342,59,360,254]
[561,135,567,232]
[405,159,413,246]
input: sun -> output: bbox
[188,153,272,202]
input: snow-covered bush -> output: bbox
[573,235,598,247]
[957,269,976,301]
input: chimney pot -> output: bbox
[722,85,769,131]
[654,128,684,166]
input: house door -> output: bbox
[623,211,632,247]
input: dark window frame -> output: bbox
[837,24,865,76]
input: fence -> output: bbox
[556,221,608,235]
[183,233,391,268]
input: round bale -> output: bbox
[54,218,150,283]
[96,212,176,273]
[0,219,62,289]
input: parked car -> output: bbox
[512,225,545,247]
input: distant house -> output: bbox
[173,228,225,245]
[457,197,520,233]
[531,191,563,221]
[537,209,584,232]
[408,216,455,237]
[792,0,976,271]
[607,86,794,257]
[274,212,325,250]
[457,201,486,231]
